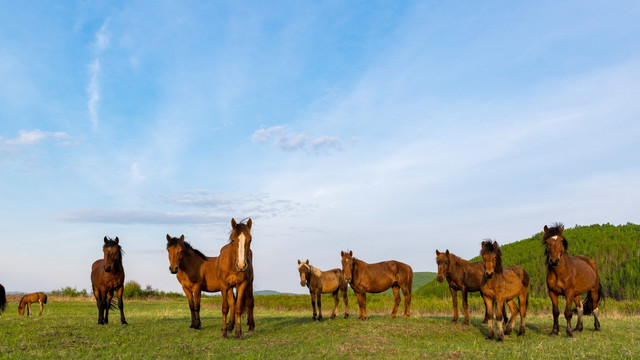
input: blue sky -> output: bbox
[1,1,639,294]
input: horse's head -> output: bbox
[435,249,451,283]
[543,223,567,267]
[480,240,502,279]
[18,302,24,316]
[102,236,122,273]
[230,218,252,272]
[297,259,311,287]
[166,234,186,274]
[340,250,354,283]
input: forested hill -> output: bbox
[416,223,640,300]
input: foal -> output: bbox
[480,240,529,341]
[18,292,48,316]
[297,259,349,320]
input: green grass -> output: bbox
[1,296,639,359]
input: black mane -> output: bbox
[167,237,207,261]
[480,239,503,274]
[542,222,568,250]
[103,237,124,259]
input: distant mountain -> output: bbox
[254,290,295,296]
[416,223,640,300]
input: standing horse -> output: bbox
[18,292,48,316]
[166,218,254,338]
[480,240,529,341]
[340,250,413,320]
[297,259,349,320]
[542,223,602,337]
[218,218,255,339]
[90,236,127,325]
[435,249,492,325]
[0,283,6,315]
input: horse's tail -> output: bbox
[43,294,48,304]
[0,284,6,313]
[109,299,117,310]
[583,281,604,316]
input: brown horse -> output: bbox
[297,259,349,320]
[542,223,602,337]
[436,249,492,325]
[480,240,529,341]
[166,218,254,338]
[0,283,6,315]
[18,292,48,316]
[340,250,413,320]
[90,236,127,325]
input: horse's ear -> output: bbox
[247,218,252,230]
[179,235,185,243]
[445,249,450,256]
[341,251,344,256]
[231,218,237,230]
[104,236,108,244]
[166,234,171,242]
[492,241,498,249]
[305,259,309,264]
[544,225,549,233]
[297,259,301,264]
[436,250,440,255]
[349,250,353,256]
[115,237,119,244]
[560,225,564,233]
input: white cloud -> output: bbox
[251,125,343,153]
[3,129,69,146]
[87,21,110,129]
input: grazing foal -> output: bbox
[297,259,349,320]
[18,292,48,316]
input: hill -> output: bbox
[416,223,640,300]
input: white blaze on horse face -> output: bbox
[237,233,246,269]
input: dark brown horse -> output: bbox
[166,218,254,338]
[436,249,492,325]
[18,292,48,316]
[0,283,6,315]
[90,236,127,325]
[480,240,529,341]
[542,223,602,337]
[340,250,413,320]
[297,259,349,320]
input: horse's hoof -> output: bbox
[121,321,128,325]
[566,332,573,337]
[497,336,504,342]
[235,331,242,340]
[518,329,525,336]
[344,314,349,319]
[222,331,228,338]
[318,316,323,321]
[451,319,458,323]
[330,314,336,320]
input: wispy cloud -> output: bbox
[87,21,110,130]
[3,129,68,146]
[251,125,342,153]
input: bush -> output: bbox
[51,286,88,297]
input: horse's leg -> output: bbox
[480,291,490,324]
[244,286,255,332]
[591,288,601,331]
[573,296,583,332]
[390,285,400,318]
[94,288,104,325]
[116,286,127,325]
[402,283,411,318]
[462,289,470,325]
[355,291,367,320]
[182,286,196,329]
[549,291,560,336]
[310,291,317,320]
[193,288,202,330]
[39,300,44,316]
[449,287,459,323]
[331,290,339,319]
[518,291,527,336]
[105,291,113,324]
[27,302,32,316]
[227,289,237,331]
[483,295,494,340]
[496,298,506,341]
[316,291,323,321]
[564,291,575,337]
[342,287,349,319]
[234,282,248,339]
[221,288,231,337]
[504,299,518,335]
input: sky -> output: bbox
[1,1,639,295]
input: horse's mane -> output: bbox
[18,294,26,307]
[542,222,568,250]
[167,237,207,261]
[480,239,503,274]
[103,237,124,260]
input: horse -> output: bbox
[90,236,127,325]
[166,218,254,338]
[0,283,6,315]
[297,259,349,320]
[340,250,413,320]
[542,223,602,337]
[18,292,48,316]
[435,249,492,325]
[218,218,255,339]
[479,240,529,341]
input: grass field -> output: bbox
[1,295,638,359]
